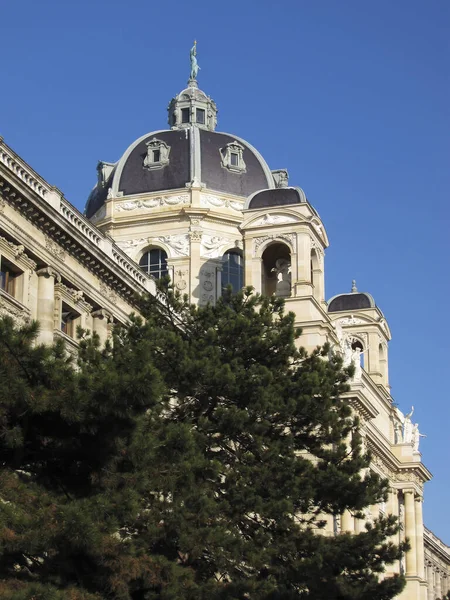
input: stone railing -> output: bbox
[60,200,102,246]
[425,528,450,558]
[0,141,50,200]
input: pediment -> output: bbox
[241,210,304,229]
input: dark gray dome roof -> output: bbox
[328,281,376,313]
[85,128,274,218]
[247,187,307,210]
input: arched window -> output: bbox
[139,248,168,280]
[222,250,244,293]
[261,242,291,297]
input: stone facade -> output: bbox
[0,74,448,599]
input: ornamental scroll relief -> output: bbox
[200,235,235,259]
[115,194,189,212]
[200,194,244,213]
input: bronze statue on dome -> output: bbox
[190,40,200,80]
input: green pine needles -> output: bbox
[0,287,407,599]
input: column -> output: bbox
[92,309,112,348]
[415,495,425,579]
[189,230,202,304]
[341,510,354,533]
[404,490,417,576]
[435,570,442,599]
[36,267,59,345]
[427,562,434,600]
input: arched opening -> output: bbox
[350,338,364,381]
[351,339,364,368]
[139,247,168,280]
[222,250,244,293]
[261,242,291,297]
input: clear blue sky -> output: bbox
[1,0,449,540]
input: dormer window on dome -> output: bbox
[143,139,170,171]
[220,141,246,174]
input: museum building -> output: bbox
[0,66,448,599]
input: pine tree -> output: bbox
[0,286,407,599]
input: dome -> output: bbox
[328,281,376,313]
[85,80,275,218]
[246,187,307,210]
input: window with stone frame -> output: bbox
[222,250,244,293]
[60,302,80,338]
[196,108,205,124]
[0,257,21,297]
[139,248,168,280]
[143,139,171,171]
[220,141,246,173]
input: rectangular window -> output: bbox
[152,149,161,163]
[61,302,80,339]
[0,258,19,297]
[196,108,205,124]
[230,152,239,167]
[181,108,190,123]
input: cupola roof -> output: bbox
[328,280,376,312]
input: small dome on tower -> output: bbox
[328,280,376,312]
[167,79,218,131]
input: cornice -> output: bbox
[0,170,156,305]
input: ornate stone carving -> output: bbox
[189,230,203,243]
[272,169,289,188]
[36,267,61,282]
[91,308,113,322]
[200,194,244,213]
[200,235,234,258]
[220,141,246,173]
[253,233,296,256]
[0,296,30,326]
[200,267,215,305]
[0,196,5,213]
[45,235,65,262]
[99,281,118,305]
[337,315,365,326]
[174,269,188,291]
[251,213,297,227]
[116,239,148,256]
[157,234,189,257]
[115,195,189,212]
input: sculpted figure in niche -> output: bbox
[403,407,414,443]
[272,258,291,297]
[350,344,366,381]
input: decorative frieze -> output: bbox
[250,213,297,227]
[115,194,189,212]
[200,193,244,213]
[156,234,189,256]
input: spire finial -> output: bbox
[351,280,358,293]
[189,40,200,85]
